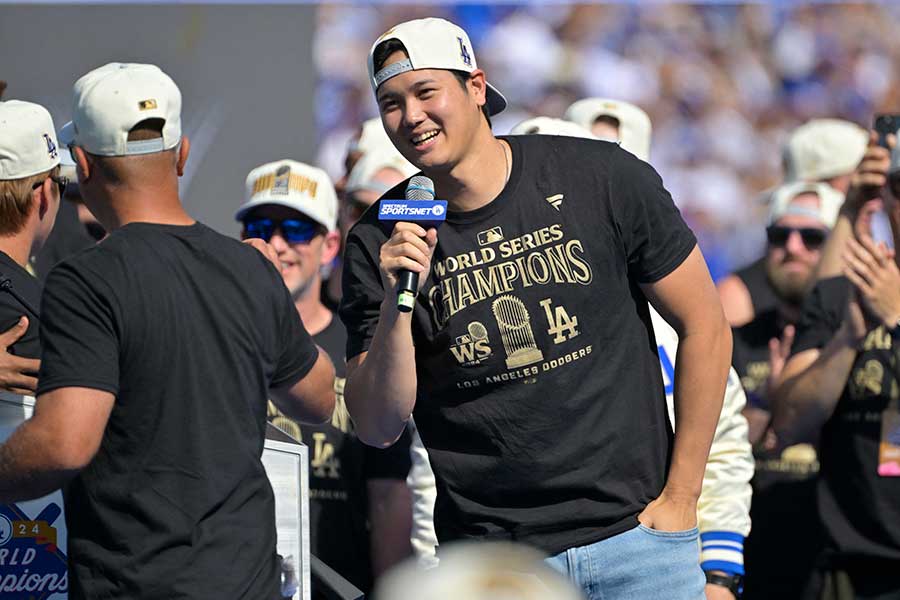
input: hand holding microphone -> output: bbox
[377,176,446,312]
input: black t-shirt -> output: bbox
[37,222,319,599]
[733,308,823,599]
[266,315,411,593]
[735,256,778,316]
[792,276,900,564]
[340,135,697,555]
[0,250,42,359]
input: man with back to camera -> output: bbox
[0,100,63,395]
[0,63,336,599]
[339,18,732,599]
[236,159,413,593]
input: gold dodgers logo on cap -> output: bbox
[251,166,319,199]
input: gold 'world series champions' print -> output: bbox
[428,221,595,390]
[427,223,593,327]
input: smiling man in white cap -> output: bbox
[340,17,732,600]
[0,100,63,394]
[237,159,414,593]
[0,63,335,599]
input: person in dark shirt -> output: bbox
[0,63,336,600]
[774,132,900,599]
[0,100,63,388]
[730,181,843,599]
[236,159,413,594]
[340,18,732,600]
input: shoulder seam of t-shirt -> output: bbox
[270,342,319,389]
[636,238,697,284]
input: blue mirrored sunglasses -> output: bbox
[243,218,320,244]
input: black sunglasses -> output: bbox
[32,174,68,196]
[243,218,322,244]
[766,225,827,249]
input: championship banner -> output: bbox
[1,395,68,599]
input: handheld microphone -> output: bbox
[377,175,446,312]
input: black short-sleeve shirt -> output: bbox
[792,276,900,563]
[266,316,411,593]
[38,222,318,599]
[0,250,42,359]
[340,135,697,555]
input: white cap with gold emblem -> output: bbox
[59,62,182,157]
[236,160,338,232]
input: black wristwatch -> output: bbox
[705,571,744,598]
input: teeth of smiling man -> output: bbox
[412,131,439,145]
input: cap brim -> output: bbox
[58,121,75,147]
[485,83,507,117]
[234,198,332,231]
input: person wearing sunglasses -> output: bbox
[0,100,62,396]
[730,180,842,600]
[237,159,414,595]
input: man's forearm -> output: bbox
[810,214,853,288]
[0,419,77,503]
[772,330,857,446]
[345,299,418,447]
[668,323,731,498]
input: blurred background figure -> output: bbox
[374,542,586,600]
[237,159,413,596]
[771,132,900,600]
[718,119,868,328]
[731,180,843,600]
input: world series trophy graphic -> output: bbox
[492,295,543,369]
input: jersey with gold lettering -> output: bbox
[341,134,696,555]
[792,276,900,565]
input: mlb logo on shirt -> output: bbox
[43,133,58,160]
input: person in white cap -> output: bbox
[0,63,335,599]
[772,141,900,599]
[718,119,869,329]
[0,100,64,395]
[236,159,413,594]
[729,181,843,600]
[340,17,731,600]
[563,98,653,162]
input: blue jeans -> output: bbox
[545,524,705,600]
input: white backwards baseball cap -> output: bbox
[368,18,508,116]
[783,118,868,182]
[345,150,418,196]
[509,116,596,139]
[236,160,338,232]
[0,100,60,180]
[767,180,844,228]
[564,98,652,162]
[59,62,182,157]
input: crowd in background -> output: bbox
[315,3,900,280]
